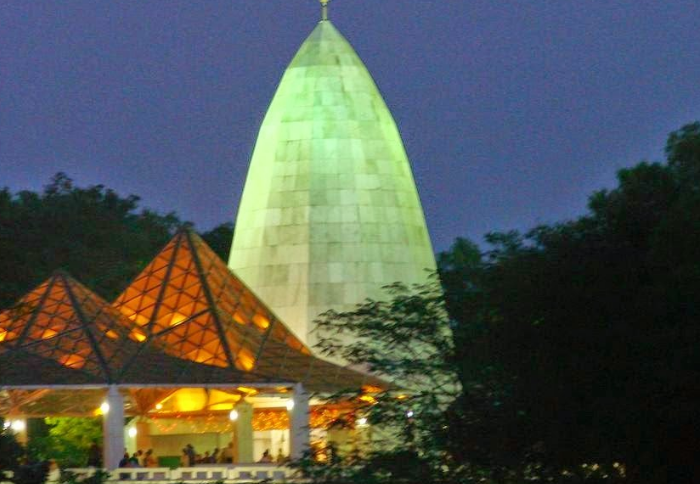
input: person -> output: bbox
[258,449,273,463]
[119,453,130,468]
[202,451,211,463]
[186,444,196,467]
[128,451,141,467]
[180,448,189,468]
[222,442,233,464]
[144,449,157,468]
[211,448,219,464]
[86,439,102,467]
[276,449,286,464]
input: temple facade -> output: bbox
[229,9,436,345]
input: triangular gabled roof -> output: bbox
[113,230,385,392]
[0,272,141,383]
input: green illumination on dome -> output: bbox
[229,20,436,345]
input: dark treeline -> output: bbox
[0,172,233,308]
[437,121,700,482]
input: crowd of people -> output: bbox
[113,442,286,468]
[118,448,157,468]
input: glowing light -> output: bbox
[229,410,239,421]
[2,421,9,430]
[59,354,86,369]
[235,349,255,371]
[155,403,163,410]
[359,395,376,404]
[105,330,119,340]
[356,417,368,427]
[236,386,258,396]
[100,402,110,414]
[41,329,58,339]
[130,329,147,342]
[10,420,26,432]
[252,314,270,330]
[285,400,294,411]
[128,427,137,438]
[406,410,414,418]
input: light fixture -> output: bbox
[356,417,368,427]
[285,400,294,411]
[229,409,239,421]
[2,421,10,430]
[155,403,163,410]
[10,420,26,432]
[100,402,110,414]
[406,410,414,418]
[128,427,137,438]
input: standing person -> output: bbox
[222,442,233,464]
[144,449,157,468]
[186,444,196,467]
[86,439,102,467]
[258,450,273,463]
[180,448,188,468]
[211,448,219,464]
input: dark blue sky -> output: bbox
[2,1,699,252]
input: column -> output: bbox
[102,386,125,470]
[290,383,310,461]
[235,401,254,463]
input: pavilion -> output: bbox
[0,230,384,469]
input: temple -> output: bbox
[229,4,436,345]
[0,2,434,480]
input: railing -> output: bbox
[64,464,294,482]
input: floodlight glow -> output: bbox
[100,402,110,414]
[406,410,414,418]
[356,417,368,427]
[229,410,239,421]
[10,420,26,432]
[128,427,137,438]
[285,400,294,411]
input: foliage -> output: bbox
[30,418,102,469]
[0,173,181,307]
[200,222,234,261]
[0,173,234,307]
[449,122,700,482]
[307,281,476,483]
[59,469,110,484]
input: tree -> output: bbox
[200,222,234,260]
[464,122,700,482]
[0,173,234,307]
[28,418,102,469]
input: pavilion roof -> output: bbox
[0,231,385,395]
[112,230,384,391]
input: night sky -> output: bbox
[2,1,699,252]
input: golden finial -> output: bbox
[320,0,329,21]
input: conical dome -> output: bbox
[229,20,436,345]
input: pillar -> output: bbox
[290,383,310,461]
[102,386,125,470]
[235,401,254,463]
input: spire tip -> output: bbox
[320,0,329,21]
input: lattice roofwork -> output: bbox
[0,272,140,383]
[113,230,384,391]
